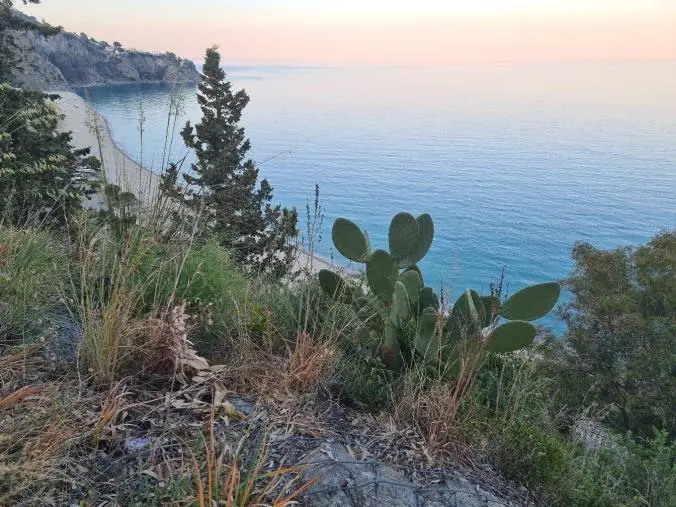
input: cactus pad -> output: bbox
[389,212,418,263]
[480,295,499,327]
[416,307,441,361]
[450,289,482,328]
[410,213,434,265]
[318,269,354,304]
[418,286,440,313]
[485,320,537,353]
[501,282,561,321]
[366,249,398,303]
[392,281,411,322]
[332,218,370,262]
[399,269,422,307]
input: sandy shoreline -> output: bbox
[292,247,353,275]
[54,91,160,207]
[54,91,342,275]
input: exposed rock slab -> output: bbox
[301,443,515,507]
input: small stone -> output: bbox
[125,436,153,453]
[231,397,255,416]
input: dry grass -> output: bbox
[75,223,147,386]
[394,340,487,458]
[0,340,289,505]
[208,331,338,402]
[23,418,77,461]
[0,385,41,411]
[0,379,98,504]
[74,217,203,388]
[0,343,45,383]
[137,301,212,383]
[190,409,315,507]
[91,380,130,447]
[278,331,337,394]
[227,332,338,401]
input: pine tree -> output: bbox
[174,47,298,277]
[0,2,97,226]
[0,85,100,227]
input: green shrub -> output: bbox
[286,278,361,344]
[0,227,67,344]
[463,353,554,435]
[548,430,675,507]
[229,276,360,352]
[140,238,248,356]
[0,85,99,228]
[617,430,676,507]
[548,231,676,438]
[333,354,391,409]
[463,350,674,506]
[74,221,159,385]
[495,419,575,496]
[231,279,301,346]
[70,216,250,382]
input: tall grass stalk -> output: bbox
[74,220,151,386]
[0,227,67,347]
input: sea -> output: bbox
[77,62,676,331]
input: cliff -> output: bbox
[7,13,200,91]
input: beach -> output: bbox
[54,90,340,275]
[54,91,160,207]
[291,247,345,275]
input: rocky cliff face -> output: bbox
[7,15,200,91]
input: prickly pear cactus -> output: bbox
[389,212,434,268]
[318,211,561,373]
[500,282,561,321]
[318,212,436,368]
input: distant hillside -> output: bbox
[7,12,200,91]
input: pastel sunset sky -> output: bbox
[19,0,676,65]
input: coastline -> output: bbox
[53,90,340,275]
[292,247,355,276]
[54,91,160,207]
[73,79,199,89]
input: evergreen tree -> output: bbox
[171,47,298,276]
[0,2,97,227]
[0,85,100,227]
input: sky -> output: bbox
[18,0,676,65]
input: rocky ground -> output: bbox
[0,310,540,507]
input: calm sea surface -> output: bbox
[77,63,676,330]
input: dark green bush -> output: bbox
[0,85,99,228]
[495,419,574,495]
[464,358,675,506]
[333,354,391,409]
[554,430,675,507]
[617,430,676,507]
[546,231,676,438]
[142,238,248,355]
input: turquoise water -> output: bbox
[77,63,676,331]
